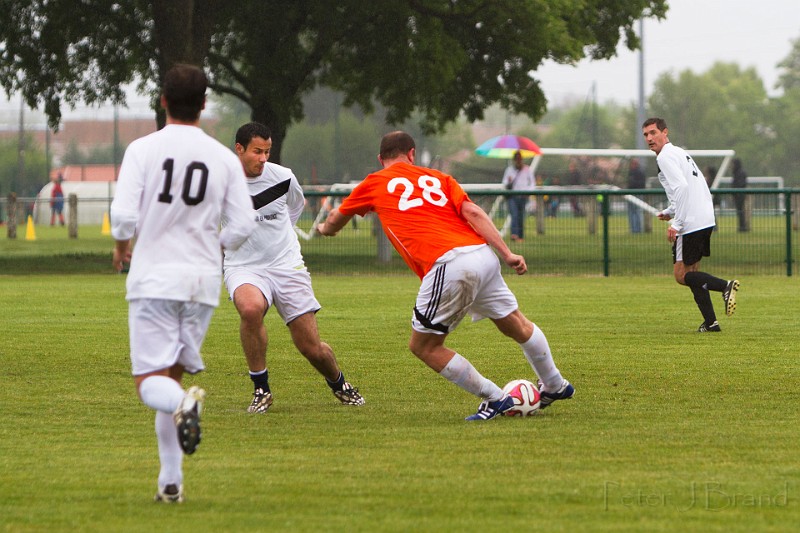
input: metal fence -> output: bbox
[3,188,799,277]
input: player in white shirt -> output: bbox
[224,122,364,413]
[111,64,256,503]
[643,118,739,333]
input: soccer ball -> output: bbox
[502,379,541,416]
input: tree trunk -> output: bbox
[150,0,223,129]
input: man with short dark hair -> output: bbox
[224,122,364,413]
[111,64,256,503]
[642,117,739,332]
[318,131,574,421]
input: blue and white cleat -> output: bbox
[465,395,515,421]
[538,380,575,409]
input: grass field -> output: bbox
[2,272,799,532]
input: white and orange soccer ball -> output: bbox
[502,379,541,416]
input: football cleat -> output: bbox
[333,382,365,405]
[538,380,575,409]
[174,386,205,455]
[698,321,722,333]
[247,388,273,413]
[723,280,739,317]
[154,484,184,503]
[465,395,515,421]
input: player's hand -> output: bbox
[112,244,131,272]
[667,227,678,243]
[505,253,527,275]
[316,222,335,236]
[657,212,672,221]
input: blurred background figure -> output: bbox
[626,158,646,233]
[50,173,65,226]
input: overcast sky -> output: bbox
[2,0,799,122]
[536,0,800,106]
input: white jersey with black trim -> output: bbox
[223,162,306,270]
[111,124,256,306]
[656,142,716,235]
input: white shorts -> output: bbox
[224,265,321,324]
[412,245,518,335]
[128,298,214,376]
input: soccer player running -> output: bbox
[642,117,739,332]
[317,131,574,421]
[224,122,364,413]
[111,64,256,503]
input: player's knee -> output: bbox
[237,302,266,324]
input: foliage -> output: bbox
[648,62,773,176]
[1,0,668,162]
[0,136,49,198]
[60,138,126,166]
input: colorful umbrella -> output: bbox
[475,134,542,159]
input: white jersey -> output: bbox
[656,142,716,235]
[502,164,536,191]
[111,124,256,306]
[223,162,306,270]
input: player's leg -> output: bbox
[411,254,511,420]
[232,283,273,412]
[129,299,208,501]
[491,310,574,408]
[409,330,508,409]
[287,312,364,405]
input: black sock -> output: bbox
[326,371,345,391]
[684,271,727,292]
[250,369,270,393]
[689,285,717,325]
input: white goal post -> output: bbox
[295,147,738,240]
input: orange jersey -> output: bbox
[338,162,486,278]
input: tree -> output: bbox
[2,0,667,163]
[210,0,667,162]
[769,35,800,184]
[648,62,773,176]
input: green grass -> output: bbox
[2,274,799,532]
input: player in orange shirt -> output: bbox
[318,131,574,420]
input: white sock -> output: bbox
[520,326,564,392]
[155,411,183,488]
[139,375,185,413]
[439,353,504,401]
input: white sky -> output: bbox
[536,0,800,106]
[2,0,799,123]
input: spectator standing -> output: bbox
[567,161,585,217]
[50,174,65,226]
[626,158,646,233]
[501,150,536,241]
[732,158,749,232]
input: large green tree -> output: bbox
[770,35,800,184]
[1,0,667,164]
[648,62,773,176]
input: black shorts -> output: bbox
[672,227,714,266]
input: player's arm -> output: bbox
[461,201,527,275]
[658,155,688,233]
[317,207,352,237]
[286,173,305,226]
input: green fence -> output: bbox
[2,189,798,277]
[299,188,800,277]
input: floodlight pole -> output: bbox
[636,17,646,152]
